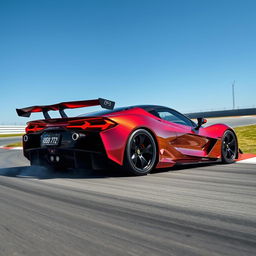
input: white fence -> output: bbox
[0,125,26,134]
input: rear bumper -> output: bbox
[23,129,110,169]
[25,147,108,170]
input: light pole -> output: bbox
[232,81,235,109]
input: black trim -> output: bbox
[59,109,68,118]
[27,147,108,169]
[43,110,51,119]
[99,98,115,110]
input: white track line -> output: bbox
[0,146,22,150]
[238,157,256,164]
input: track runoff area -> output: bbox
[0,116,255,256]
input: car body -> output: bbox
[17,98,239,175]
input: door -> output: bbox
[155,108,210,158]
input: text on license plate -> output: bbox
[42,135,60,146]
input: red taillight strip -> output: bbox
[66,121,90,130]
[26,123,46,133]
[25,118,117,133]
[66,118,116,131]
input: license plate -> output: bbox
[41,134,61,146]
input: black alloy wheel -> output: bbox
[125,129,157,175]
[221,130,238,164]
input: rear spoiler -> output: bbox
[16,98,115,119]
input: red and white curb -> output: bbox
[238,157,256,164]
[237,153,256,164]
[0,146,22,150]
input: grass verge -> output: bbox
[4,142,22,147]
[0,133,24,138]
[234,125,256,154]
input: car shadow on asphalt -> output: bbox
[154,161,220,173]
[0,162,218,180]
[0,165,127,179]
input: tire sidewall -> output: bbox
[125,129,157,175]
[221,130,237,164]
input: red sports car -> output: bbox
[17,98,238,175]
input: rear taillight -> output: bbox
[26,123,46,133]
[66,118,117,131]
[25,118,116,134]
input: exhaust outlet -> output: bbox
[23,135,29,142]
[72,133,80,141]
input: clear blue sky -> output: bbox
[1,0,256,124]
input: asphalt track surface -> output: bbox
[0,149,256,256]
[0,136,21,147]
[0,116,255,256]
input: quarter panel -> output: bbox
[100,111,179,167]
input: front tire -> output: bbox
[221,130,238,164]
[124,129,157,175]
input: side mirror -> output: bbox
[195,117,207,130]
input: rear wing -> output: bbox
[16,98,115,119]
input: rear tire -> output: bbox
[221,130,238,164]
[124,129,157,175]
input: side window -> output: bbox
[148,110,160,118]
[157,109,195,127]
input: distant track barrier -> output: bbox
[0,125,25,135]
[1,108,255,134]
[185,108,256,119]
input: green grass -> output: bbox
[5,142,22,147]
[234,125,256,154]
[0,133,24,138]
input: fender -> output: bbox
[203,124,232,138]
